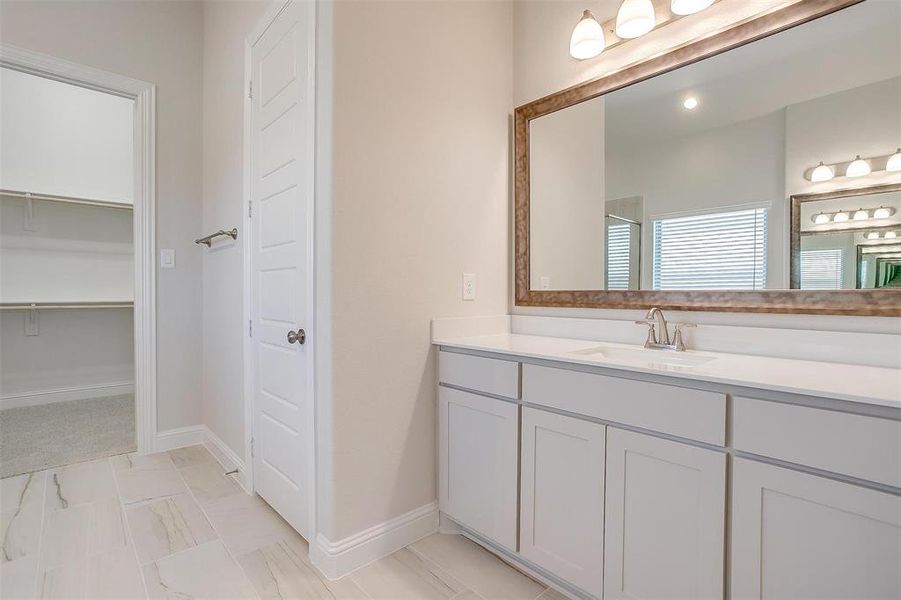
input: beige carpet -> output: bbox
[0,394,136,478]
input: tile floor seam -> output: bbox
[31,472,48,598]
[171,449,263,600]
[109,455,153,599]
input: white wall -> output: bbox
[201,0,276,465]
[327,0,512,540]
[0,68,134,204]
[0,0,205,430]
[530,96,605,290]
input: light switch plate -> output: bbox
[462,273,476,301]
[160,249,176,269]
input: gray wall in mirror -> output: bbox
[528,0,901,292]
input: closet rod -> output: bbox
[0,189,133,210]
[0,301,134,310]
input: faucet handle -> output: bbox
[635,320,657,346]
[672,323,696,351]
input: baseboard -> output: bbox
[152,425,205,453]
[310,500,439,580]
[203,427,250,492]
[0,381,134,410]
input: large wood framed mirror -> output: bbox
[515,0,901,315]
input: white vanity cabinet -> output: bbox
[520,407,606,598]
[604,428,726,600]
[438,386,519,551]
[731,458,901,600]
[436,348,900,600]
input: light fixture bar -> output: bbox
[805,150,901,182]
[811,206,896,224]
[592,0,721,55]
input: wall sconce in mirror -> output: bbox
[569,0,719,61]
[867,230,899,240]
[805,148,901,182]
[812,206,896,225]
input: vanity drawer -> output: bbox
[733,397,901,487]
[438,350,520,399]
[522,364,725,445]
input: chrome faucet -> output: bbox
[635,307,695,351]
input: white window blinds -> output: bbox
[652,207,767,290]
[800,248,844,290]
[606,223,632,290]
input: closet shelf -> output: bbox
[0,301,134,310]
[0,189,133,210]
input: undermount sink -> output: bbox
[569,344,717,368]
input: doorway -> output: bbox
[0,45,156,475]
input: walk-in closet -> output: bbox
[0,66,136,477]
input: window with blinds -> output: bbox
[800,248,844,290]
[606,222,632,290]
[652,207,767,290]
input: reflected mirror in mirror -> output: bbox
[797,188,901,289]
[528,0,901,292]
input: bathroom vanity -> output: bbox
[434,334,901,600]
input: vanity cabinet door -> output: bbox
[520,407,605,598]
[604,428,726,600]
[438,387,519,551]
[731,458,901,600]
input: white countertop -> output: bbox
[433,333,901,409]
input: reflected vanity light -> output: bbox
[682,96,699,110]
[886,231,898,239]
[846,155,871,178]
[570,10,605,60]
[810,162,834,182]
[866,231,881,240]
[888,148,901,172]
[812,206,896,224]
[671,0,715,16]
[615,0,656,39]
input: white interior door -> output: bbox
[248,0,314,541]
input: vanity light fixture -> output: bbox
[887,148,901,172]
[682,96,699,110]
[570,10,606,60]
[832,210,850,223]
[853,209,869,221]
[846,155,871,178]
[866,231,881,240]
[671,0,715,16]
[886,231,898,239]
[874,206,893,219]
[616,0,656,39]
[813,213,831,225]
[810,161,834,182]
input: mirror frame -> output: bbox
[790,182,901,290]
[514,0,901,316]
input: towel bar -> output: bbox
[195,228,238,247]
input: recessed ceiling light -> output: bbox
[682,96,699,110]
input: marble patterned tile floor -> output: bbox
[0,445,563,600]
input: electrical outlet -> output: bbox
[160,249,176,269]
[25,309,39,336]
[462,273,476,301]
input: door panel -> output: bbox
[731,458,901,600]
[604,428,726,600]
[250,0,314,540]
[520,407,605,598]
[438,387,519,551]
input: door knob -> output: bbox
[287,329,306,345]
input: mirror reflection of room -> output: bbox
[528,0,901,292]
